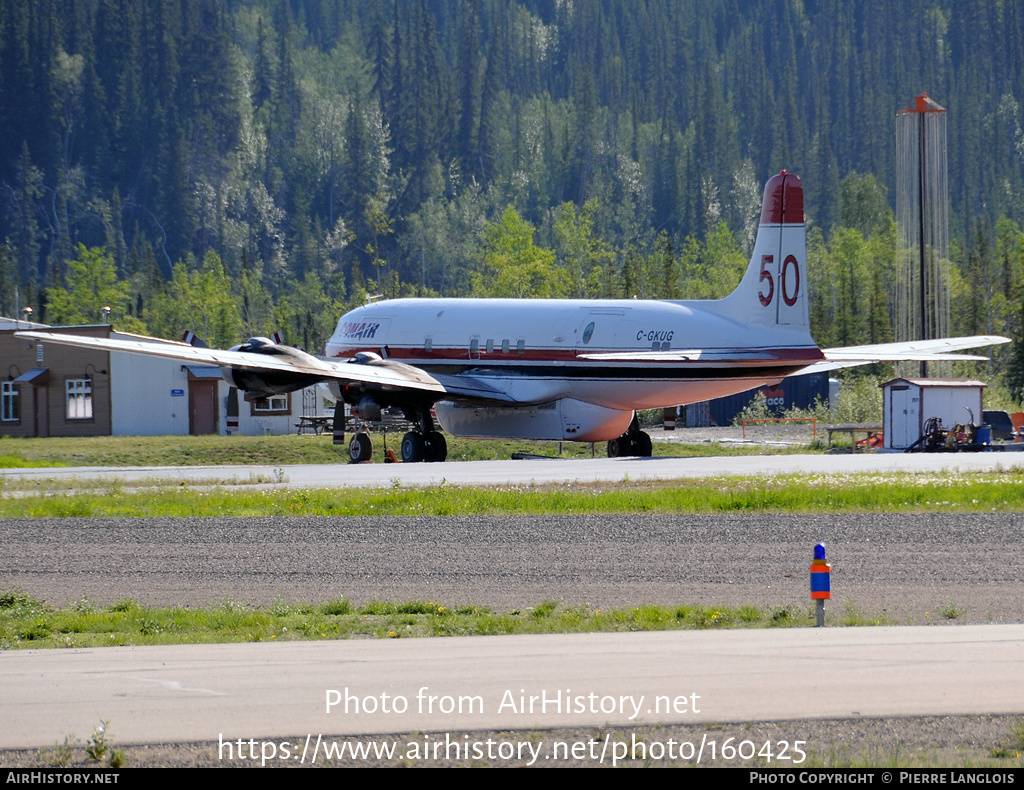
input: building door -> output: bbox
[889,385,918,449]
[33,387,48,437]
[188,380,218,435]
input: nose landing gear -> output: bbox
[348,431,373,463]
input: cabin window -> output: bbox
[65,379,93,420]
[501,339,510,354]
[517,339,526,355]
[470,338,479,354]
[1,382,18,422]
[486,339,494,354]
[424,337,433,354]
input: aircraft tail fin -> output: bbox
[717,171,810,331]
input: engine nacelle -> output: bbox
[229,337,275,353]
[219,341,330,399]
[434,398,633,443]
[220,367,322,399]
[355,396,382,421]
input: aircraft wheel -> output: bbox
[425,431,447,462]
[607,437,629,457]
[635,431,653,457]
[401,431,426,463]
[349,433,372,463]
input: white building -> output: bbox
[881,378,985,450]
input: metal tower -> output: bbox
[896,93,951,377]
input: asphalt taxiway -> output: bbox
[3,450,1023,490]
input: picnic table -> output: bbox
[295,415,332,435]
[823,423,883,451]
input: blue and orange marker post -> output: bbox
[810,542,830,627]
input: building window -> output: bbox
[1,382,18,422]
[250,394,289,415]
[66,379,93,420]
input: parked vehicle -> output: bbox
[983,410,1016,442]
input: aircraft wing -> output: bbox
[15,330,447,394]
[428,373,521,402]
[576,335,1011,373]
[804,335,1012,374]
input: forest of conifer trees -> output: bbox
[2,0,1024,394]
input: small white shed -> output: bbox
[882,378,986,450]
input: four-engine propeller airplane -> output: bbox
[18,172,1009,463]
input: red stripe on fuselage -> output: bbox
[329,345,825,366]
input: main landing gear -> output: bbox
[399,405,447,463]
[343,405,448,463]
[607,415,653,458]
[399,429,447,463]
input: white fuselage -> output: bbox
[323,297,821,441]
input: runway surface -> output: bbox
[3,625,1024,749]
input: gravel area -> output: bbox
[653,424,818,445]
[3,715,1022,768]
[3,514,1023,623]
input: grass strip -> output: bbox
[0,433,817,468]
[0,454,67,468]
[2,469,1024,517]
[0,590,866,650]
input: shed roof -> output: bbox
[881,378,987,389]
